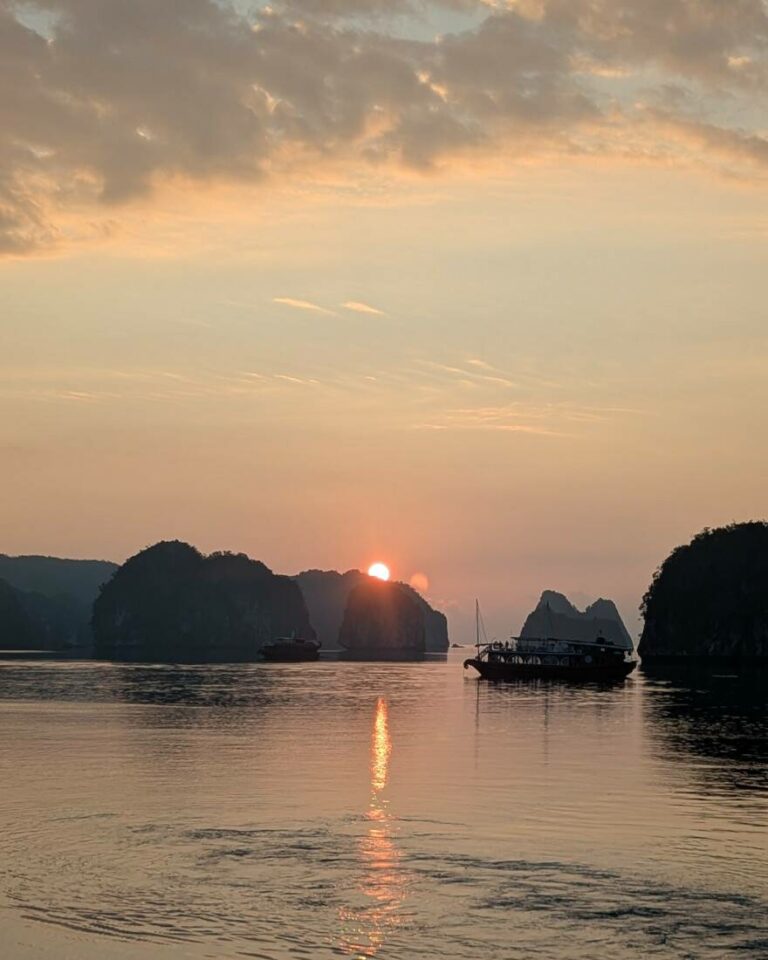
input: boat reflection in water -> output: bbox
[338,697,408,958]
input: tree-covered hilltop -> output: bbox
[639,522,768,660]
[339,578,426,659]
[92,541,316,661]
[294,568,449,651]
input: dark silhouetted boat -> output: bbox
[463,601,637,682]
[260,636,321,662]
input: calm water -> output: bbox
[0,653,766,959]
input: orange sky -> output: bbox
[2,1,767,640]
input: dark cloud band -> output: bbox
[1,0,767,253]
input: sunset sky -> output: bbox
[2,0,767,639]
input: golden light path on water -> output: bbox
[371,696,391,794]
[338,697,408,958]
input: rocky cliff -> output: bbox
[294,570,364,651]
[399,582,449,653]
[639,522,768,660]
[92,541,315,661]
[294,569,449,651]
[338,579,426,659]
[521,590,633,650]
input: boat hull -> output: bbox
[463,657,637,682]
[260,644,320,662]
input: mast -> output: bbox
[475,598,480,658]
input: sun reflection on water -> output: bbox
[371,696,391,794]
[338,697,408,958]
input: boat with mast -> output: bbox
[463,600,637,681]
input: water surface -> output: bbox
[0,655,766,959]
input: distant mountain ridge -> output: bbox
[0,554,117,651]
[521,590,633,650]
[0,578,40,650]
[0,554,118,606]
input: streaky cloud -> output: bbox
[342,300,386,315]
[273,297,337,315]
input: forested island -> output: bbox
[339,578,426,659]
[0,542,449,661]
[639,522,768,660]
[92,541,316,661]
[294,568,448,653]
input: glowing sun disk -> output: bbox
[368,562,390,581]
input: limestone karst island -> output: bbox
[2,522,767,668]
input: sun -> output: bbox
[367,562,390,581]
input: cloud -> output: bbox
[415,419,568,436]
[273,373,319,384]
[2,0,768,252]
[342,300,386,315]
[273,296,337,315]
[641,108,768,173]
[539,0,768,86]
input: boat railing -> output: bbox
[474,637,635,662]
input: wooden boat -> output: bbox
[463,601,637,682]
[260,636,321,662]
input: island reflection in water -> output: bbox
[339,697,409,958]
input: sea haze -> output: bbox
[1,654,766,960]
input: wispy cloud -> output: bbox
[465,358,494,370]
[414,358,521,389]
[342,301,386,316]
[272,297,336,316]
[411,395,643,437]
[415,422,568,437]
[274,374,319,385]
